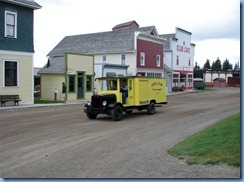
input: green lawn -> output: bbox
[168,113,240,167]
[34,97,63,104]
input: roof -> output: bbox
[112,20,139,29]
[159,34,175,49]
[38,56,65,74]
[47,26,157,57]
[213,78,226,82]
[0,0,42,9]
[176,27,192,35]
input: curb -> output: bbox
[0,91,197,111]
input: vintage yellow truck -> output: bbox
[84,76,167,121]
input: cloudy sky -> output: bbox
[33,0,240,68]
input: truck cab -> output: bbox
[84,76,167,121]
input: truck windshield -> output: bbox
[100,80,118,91]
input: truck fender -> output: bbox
[108,102,123,109]
[108,102,117,108]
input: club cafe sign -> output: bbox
[177,45,190,54]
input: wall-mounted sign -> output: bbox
[177,45,190,54]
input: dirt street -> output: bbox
[0,87,240,178]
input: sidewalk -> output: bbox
[0,90,197,111]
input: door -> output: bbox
[77,73,84,99]
[127,78,135,105]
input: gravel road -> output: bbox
[0,87,240,178]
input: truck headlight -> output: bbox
[87,102,91,106]
[102,101,107,106]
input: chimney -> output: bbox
[112,20,139,31]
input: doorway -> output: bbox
[77,73,84,99]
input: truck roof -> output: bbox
[95,76,166,80]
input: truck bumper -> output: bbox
[84,107,110,115]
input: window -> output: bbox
[102,55,106,63]
[137,72,146,76]
[156,55,161,67]
[176,55,179,66]
[188,58,191,66]
[155,73,162,78]
[121,54,126,65]
[140,52,145,66]
[5,11,17,38]
[147,73,154,77]
[4,60,18,86]
[86,76,92,92]
[69,76,75,92]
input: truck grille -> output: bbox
[92,96,102,108]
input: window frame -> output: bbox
[102,55,106,64]
[5,11,17,38]
[140,52,145,66]
[156,55,161,67]
[121,54,126,65]
[3,59,19,87]
[68,75,76,92]
[86,75,93,92]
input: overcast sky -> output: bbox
[33,0,240,68]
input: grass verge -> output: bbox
[34,97,63,104]
[168,113,240,167]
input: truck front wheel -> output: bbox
[86,112,97,119]
[111,105,123,121]
[147,101,156,115]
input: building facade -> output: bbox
[0,0,41,104]
[39,54,94,101]
[161,27,195,91]
[42,21,165,97]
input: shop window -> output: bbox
[86,76,92,92]
[69,75,75,92]
[147,73,154,77]
[4,60,18,86]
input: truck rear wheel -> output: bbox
[111,105,123,121]
[147,101,156,115]
[86,112,97,119]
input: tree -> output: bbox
[203,59,211,70]
[194,62,200,70]
[212,57,222,70]
[223,58,233,71]
[234,62,240,70]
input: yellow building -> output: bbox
[39,53,94,102]
[0,0,41,105]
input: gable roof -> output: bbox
[0,0,42,9]
[39,56,65,74]
[112,20,139,30]
[47,26,157,57]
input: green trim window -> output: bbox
[86,76,92,92]
[69,75,75,92]
[4,60,18,86]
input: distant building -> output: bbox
[40,21,166,99]
[160,28,196,91]
[0,0,41,104]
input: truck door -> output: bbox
[127,78,135,105]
